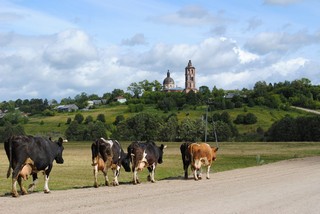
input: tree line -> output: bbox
[1,78,320,115]
[63,111,238,142]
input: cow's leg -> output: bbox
[17,176,28,195]
[197,168,202,180]
[206,165,211,179]
[93,164,99,188]
[133,168,140,184]
[11,177,19,197]
[43,175,50,193]
[43,165,52,193]
[28,173,38,192]
[150,163,156,183]
[147,167,152,182]
[183,162,189,179]
[11,166,22,197]
[101,167,110,186]
[112,165,121,186]
[191,166,198,181]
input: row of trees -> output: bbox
[267,115,320,141]
[64,113,107,141]
[1,78,320,116]
[63,111,239,142]
[0,122,25,142]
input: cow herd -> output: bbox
[4,135,218,197]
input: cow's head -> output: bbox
[157,144,167,164]
[121,154,131,172]
[211,147,219,161]
[55,137,65,164]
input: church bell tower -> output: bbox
[185,60,197,93]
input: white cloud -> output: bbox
[197,57,310,90]
[270,57,308,76]
[43,29,98,69]
[246,17,263,31]
[245,31,320,55]
[0,27,318,102]
[121,33,147,46]
[152,5,227,26]
[233,47,259,64]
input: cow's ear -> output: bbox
[214,147,219,152]
[160,144,167,150]
[57,137,64,146]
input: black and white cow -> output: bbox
[127,141,166,184]
[180,142,192,179]
[4,135,66,197]
[91,138,130,187]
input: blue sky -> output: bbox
[0,0,319,101]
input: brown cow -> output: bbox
[188,143,218,181]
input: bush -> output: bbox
[96,114,106,123]
[128,104,144,113]
[234,113,257,125]
[234,114,245,124]
[74,113,84,124]
[245,113,257,124]
[84,115,94,124]
[66,117,72,125]
[42,109,55,116]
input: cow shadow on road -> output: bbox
[159,175,193,181]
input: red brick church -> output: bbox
[163,60,198,93]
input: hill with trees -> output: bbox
[1,78,320,142]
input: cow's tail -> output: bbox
[6,136,13,178]
[91,139,100,166]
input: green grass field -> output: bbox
[1,141,320,196]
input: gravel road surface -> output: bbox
[1,156,320,214]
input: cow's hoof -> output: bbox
[105,182,110,186]
[21,190,28,195]
[12,192,19,197]
[151,180,156,183]
[112,182,119,186]
[28,184,35,192]
[94,184,99,188]
[147,175,151,181]
[206,177,210,179]
[44,190,50,194]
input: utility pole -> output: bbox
[205,106,208,142]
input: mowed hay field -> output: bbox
[1,141,320,196]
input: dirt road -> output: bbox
[1,156,320,214]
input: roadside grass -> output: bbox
[1,141,320,196]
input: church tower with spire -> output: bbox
[185,60,197,93]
